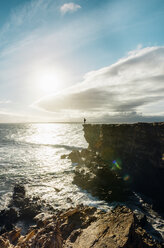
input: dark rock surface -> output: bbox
[11,184,42,220]
[70,149,131,202]
[0,184,42,235]
[68,123,164,210]
[0,208,18,234]
[0,206,162,247]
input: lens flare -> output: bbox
[123,174,130,181]
[112,160,121,170]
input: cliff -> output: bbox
[68,122,164,210]
[83,123,164,168]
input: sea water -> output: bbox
[0,123,110,211]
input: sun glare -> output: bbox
[34,67,66,94]
[39,73,59,93]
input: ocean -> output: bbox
[0,123,110,212]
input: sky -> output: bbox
[0,0,164,123]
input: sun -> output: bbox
[33,67,66,94]
[39,72,60,93]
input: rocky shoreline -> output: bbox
[0,185,163,247]
[0,122,164,247]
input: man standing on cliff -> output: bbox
[84,118,86,124]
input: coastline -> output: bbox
[0,184,163,247]
[0,122,164,247]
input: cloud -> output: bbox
[95,112,164,124]
[34,46,164,122]
[60,3,81,14]
[0,110,28,123]
[0,100,11,104]
[0,0,51,45]
[0,109,54,123]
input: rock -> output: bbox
[67,147,131,202]
[34,212,53,228]
[0,208,19,234]
[0,208,18,226]
[67,123,164,210]
[66,197,72,203]
[138,214,148,228]
[0,184,42,235]
[61,154,68,159]
[0,206,162,247]
[12,184,42,219]
[64,206,161,248]
[68,150,83,164]
[72,161,131,202]
[0,237,11,248]
[8,228,21,245]
[11,184,26,209]
[54,187,61,193]
[13,184,26,197]
[20,203,41,219]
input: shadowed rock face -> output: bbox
[66,123,164,210]
[0,206,162,248]
[83,123,164,210]
[70,148,131,202]
[83,123,164,168]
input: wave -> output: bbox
[0,138,84,151]
[44,144,83,150]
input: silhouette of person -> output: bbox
[84,118,86,124]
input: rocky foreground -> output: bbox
[0,185,163,248]
[0,203,162,247]
[0,184,163,247]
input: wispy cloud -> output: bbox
[0,110,45,123]
[34,46,164,122]
[60,2,81,14]
[0,100,11,104]
[0,0,51,44]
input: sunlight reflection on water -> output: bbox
[0,123,111,211]
[23,123,63,145]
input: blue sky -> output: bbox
[0,0,164,122]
